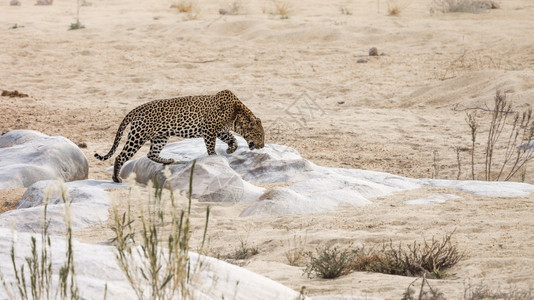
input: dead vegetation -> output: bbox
[463,282,533,300]
[303,232,463,280]
[431,0,500,14]
[455,91,534,181]
[171,1,200,19]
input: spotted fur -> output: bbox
[95,90,264,183]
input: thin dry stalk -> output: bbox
[466,112,478,180]
[501,109,534,180]
[456,147,462,180]
[485,91,512,180]
[112,159,210,300]
[284,234,306,266]
[431,150,440,179]
[402,274,445,300]
[1,182,81,300]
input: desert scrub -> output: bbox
[0,181,82,300]
[353,231,464,278]
[111,160,210,300]
[303,245,355,279]
[222,239,259,267]
[463,282,533,300]
[430,0,499,14]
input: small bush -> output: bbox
[304,245,355,279]
[69,21,85,30]
[340,7,352,15]
[464,282,533,300]
[225,239,259,261]
[69,0,85,30]
[430,0,497,13]
[353,231,463,278]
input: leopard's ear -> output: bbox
[216,89,234,98]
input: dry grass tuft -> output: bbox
[388,6,401,15]
[219,1,242,15]
[171,1,200,19]
[439,48,499,80]
[386,0,409,16]
[272,0,290,19]
[284,234,306,266]
[172,1,193,12]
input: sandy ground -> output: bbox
[1,0,534,298]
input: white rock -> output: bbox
[0,228,302,300]
[0,129,46,148]
[121,153,264,203]
[0,130,88,189]
[405,194,460,205]
[417,178,534,197]
[111,137,534,217]
[0,179,128,233]
[118,138,423,216]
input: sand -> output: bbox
[1,0,534,298]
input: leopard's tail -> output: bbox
[94,113,134,161]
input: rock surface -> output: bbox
[0,130,89,189]
[0,228,303,300]
[0,179,128,233]
[118,137,534,216]
[120,138,421,216]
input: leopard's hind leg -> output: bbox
[147,134,175,164]
[112,128,146,183]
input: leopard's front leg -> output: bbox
[203,134,217,155]
[217,131,238,154]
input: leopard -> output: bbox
[94,90,264,183]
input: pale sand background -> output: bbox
[1,0,534,298]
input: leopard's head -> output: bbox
[242,116,264,151]
[235,114,264,151]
